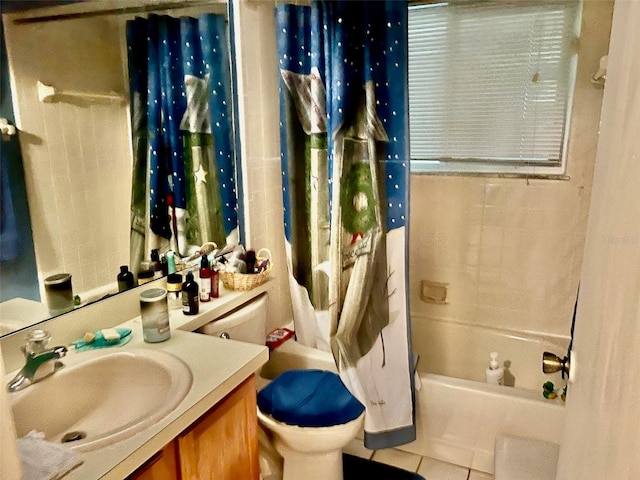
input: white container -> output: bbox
[485,351,504,385]
[166,274,183,310]
[43,273,74,316]
[139,287,171,343]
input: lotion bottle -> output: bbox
[485,352,504,385]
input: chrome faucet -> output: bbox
[6,329,67,393]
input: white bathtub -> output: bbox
[411,314,571,392]
[260,334,566,474]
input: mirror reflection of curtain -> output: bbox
[276,0,416,449]
[126,14,237,274]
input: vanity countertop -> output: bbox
[169,280,269,334]
[22,325,268,480]
[0,280,271,373]
[2,278,271,479]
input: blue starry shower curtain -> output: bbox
[126,14,237,273]
[277,1,416,448]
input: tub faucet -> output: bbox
[542,351,570,379]
[6,329,67,393]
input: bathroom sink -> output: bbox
[9,348,193,451]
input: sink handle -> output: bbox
[24,329,52,356]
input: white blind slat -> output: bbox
[408,0,580,170]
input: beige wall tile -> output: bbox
[409,1,613,351]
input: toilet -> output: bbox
[198,294,366,480]
[256,369,365,480]
[196,293,268,345]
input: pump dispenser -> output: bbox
[485,352,504,385]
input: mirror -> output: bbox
[0,0,239,337]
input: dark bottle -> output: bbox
[245,249,256,274]
[182,271,199,315]
[160,254,169,277]
[151,249,163,279]
[117,265,135,292]
[211,261,220,299]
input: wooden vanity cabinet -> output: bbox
[127,442,180,480]
[130,375,260,480]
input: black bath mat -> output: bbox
[343,453,426,480]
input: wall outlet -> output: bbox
[420,280,449,304]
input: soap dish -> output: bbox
[71,328,132,351]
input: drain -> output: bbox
[61,431,86,443]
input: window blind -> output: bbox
[408,0,580,173]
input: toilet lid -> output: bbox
[257,369,365,427]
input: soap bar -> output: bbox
[101,328,120,342]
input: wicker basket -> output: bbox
[220,248,272,291]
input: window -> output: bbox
[408,1,581,175]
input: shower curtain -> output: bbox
[126,14,237,273]
[277,0,416,448]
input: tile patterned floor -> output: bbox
[344,439,495,480]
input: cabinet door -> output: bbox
[178,375,260,480]
[127,441,180,480]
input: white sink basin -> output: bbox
[9,348,193,451]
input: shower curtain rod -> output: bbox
[10,0,225,24]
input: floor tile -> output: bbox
[343,438,373,460]
[468,470,494,479]
[371,448,422,473]
[417,456,469,480]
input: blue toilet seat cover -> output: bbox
[257,369,365,427]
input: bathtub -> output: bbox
[410,314,571,392]
[260,328,567,474]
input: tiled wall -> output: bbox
[233,0,614,365]
[4,0,614,360]
[233,0,294,333]
[232,1,616,390]
[408,0,614,364]
[4,15,131,299]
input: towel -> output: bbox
[17,431,83,480]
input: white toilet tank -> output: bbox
[197,293,268,345]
